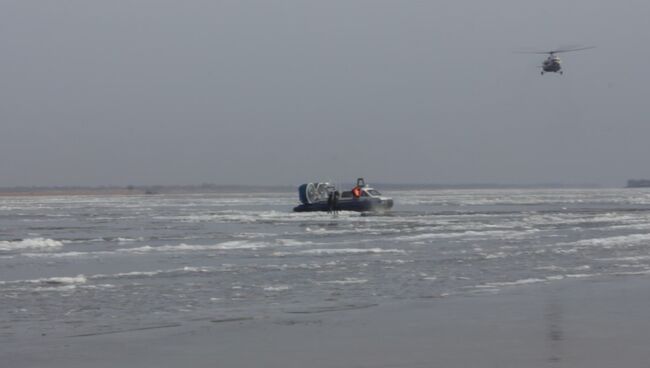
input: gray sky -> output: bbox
[2,0,650,187]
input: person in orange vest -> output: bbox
[352,186,362,198]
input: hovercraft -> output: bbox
[293,178,393,212]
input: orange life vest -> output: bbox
[352,186,362,198]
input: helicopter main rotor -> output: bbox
[516,46,596,55]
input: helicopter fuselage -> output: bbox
[541,55,562,74]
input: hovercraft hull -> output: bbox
[293,198,393,212]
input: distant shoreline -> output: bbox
[0,185,294,197]
[0,188,138,197]
[0,183,615,197]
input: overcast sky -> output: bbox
[2,0,650,187]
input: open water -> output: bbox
[2,188,650,339]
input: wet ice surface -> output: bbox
[3,188,650,339]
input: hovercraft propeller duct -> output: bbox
[298,183,334,204]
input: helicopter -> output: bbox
[518,46,595,75]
